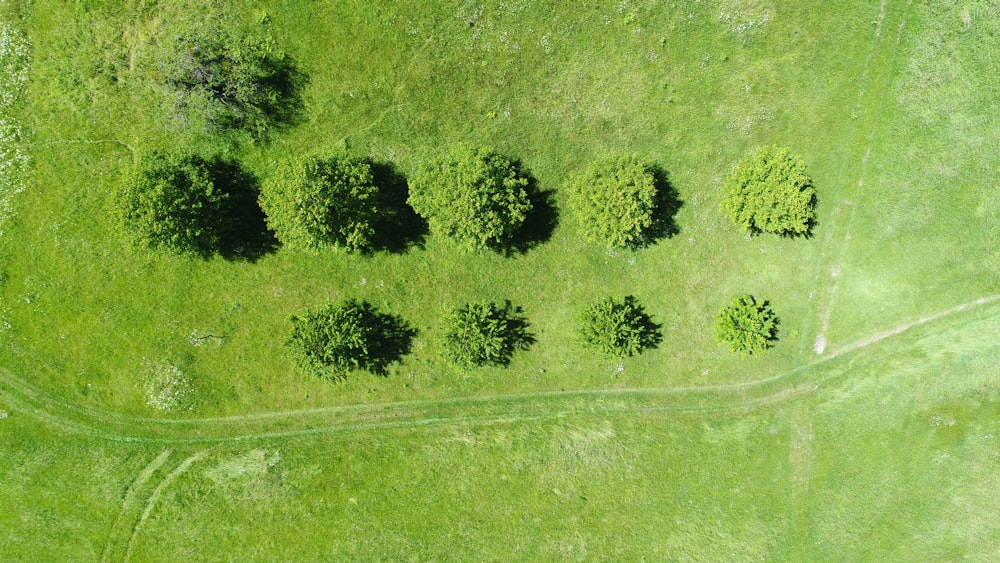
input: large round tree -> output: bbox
[115,151,229,256]
[721,145,816,237]
[566,154,658,249]
[407,145,531,252]
[259,154,379,252]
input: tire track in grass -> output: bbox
[122,451,208,563]
[812,0,911,355]
[1,293,997,446]
[100,449,174,563]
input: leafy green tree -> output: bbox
[442,301,534,367]
[579,295,661,357]
[115,151,229,256]
[259,154,380,252]
[721,145,816,237]
[714,294,779,354]
[156,22,301,138]
[408,145,531,251]
[287,299,415,379]
[566,154,658,249]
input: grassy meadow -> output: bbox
[1,0,998,558]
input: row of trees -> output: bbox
[286,293,778,379]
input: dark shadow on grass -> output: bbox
[254,53,308,135]
[498,161,558,256]
[364,309,418,376]
[367,160,428,253]
[208,158,278,262]
[646,165,683,244]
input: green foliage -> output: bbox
[287,299,415,379]
[115,151,229,256]
[714,294,779,354]
[579,295,661,357]
[156,21,300,138]
[566,154,658,249]
[442,301,534,367]
[408,144,531,251]
[721,145,816,237]
[259,154,379,252]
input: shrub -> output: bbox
[116,152,229,256]
[566,154,658,249]
[408,145,531,251]
[287,299,415,379]
[259,154,379,252]
[579,295,661,357]
[721,145,816,237]
[714,294,779,354]
[155,22,300,137]
[442,301,534,367]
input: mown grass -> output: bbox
[3,300,1000,559]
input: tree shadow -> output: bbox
[627,295,663,356]
[364,309,418,376]
[645,165,683,244]
[496,300,536,366]
[367,160,428,253]
[255,53,308,136]
[208,158,278,261]
[498,161,558,255]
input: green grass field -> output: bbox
[1,0,998,559]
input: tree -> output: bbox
[286,299,415,379]
[115,151,229,256]
[156,22,301,138]
[408,145,531,252]
[441,301,534,367]
[721,145,816,237]
[714,294,779,354]
[579,295,661,357]
[566,154,658,249]
[259,154,380,252]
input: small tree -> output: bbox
[116,152,229,256]
[259,154,379,252]
[721,145,816,237]
[714,294,779,354]
[442,301,533,367]
[566,154,658,249]
[156,23,299,137]
[287,299,415,379]
[408,145,531,251]
[579,295,661,357]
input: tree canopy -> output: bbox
[287,299,415,379]
[115,151,230,256]
[578,295,661,357]
[721,145,816,237]
[259,153,380,252]
[155,22,301,138]
[441,301,534,367]
[566,154,659,249]
[408,145,531,252]
[714,294,780,354]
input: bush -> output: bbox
[287,299,415,379]
[721,145,816,237]
[442,301,534,367]
[259,154,380,252]
[566,154,658,249]
[579,295,661,357]
[116,152,230,256]
[408,145,531,251]
[714,294,779,354]
[156,22,301,138]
